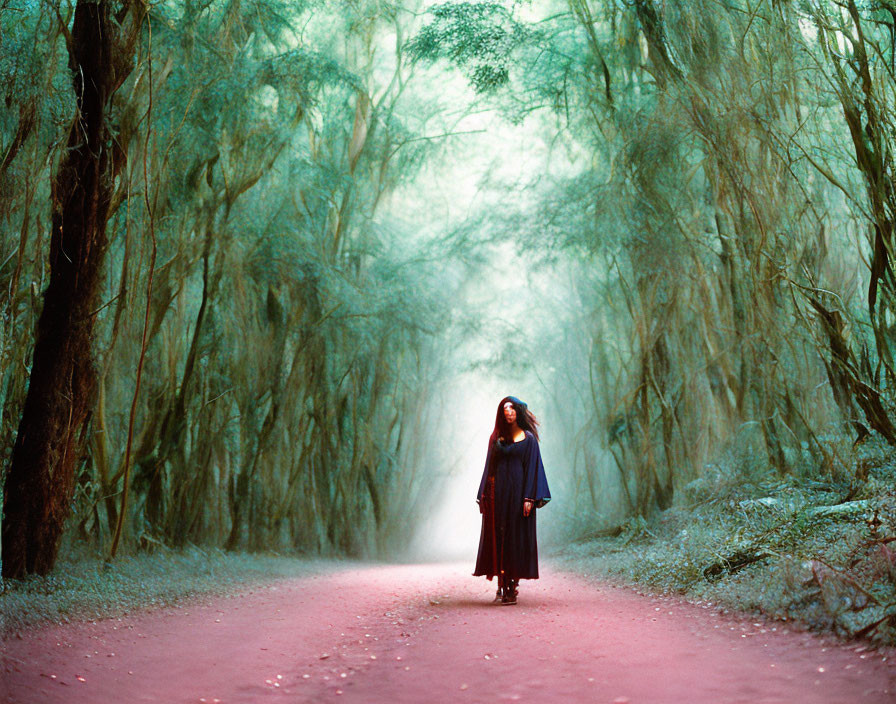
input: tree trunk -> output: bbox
[1,1,143,578]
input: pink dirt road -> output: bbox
[3,562,894,703]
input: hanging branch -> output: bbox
[110,15,157,559]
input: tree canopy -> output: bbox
[3,0,896,583]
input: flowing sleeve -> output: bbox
[523,434,551,508]
[476,440,495,508]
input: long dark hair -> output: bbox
[489,396,539,444]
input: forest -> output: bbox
[3,0,896,644]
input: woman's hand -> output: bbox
[523,500,534,517]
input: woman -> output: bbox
[474,396,550,605]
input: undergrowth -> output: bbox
[0,544,332,637]
[556,439,896,647]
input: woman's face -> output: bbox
[503,402,517,425]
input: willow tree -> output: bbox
[551,0,896,513]
[23,0,456,557]
[0,0,467,571]
[2,0,146,578]
[805,0,896,416]
[412,0,896,524]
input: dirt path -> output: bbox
[3,562,894,703]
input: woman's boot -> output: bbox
[502,579,518,605]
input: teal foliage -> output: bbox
[409,1,529,92]
[558,448,896,645]
[1,0,464,566]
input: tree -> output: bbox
[2,0,146,578]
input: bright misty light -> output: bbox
[375,4,580,561]
[407,376,502,560]
[797,17,817,42]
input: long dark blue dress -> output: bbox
[474,431,550,581]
